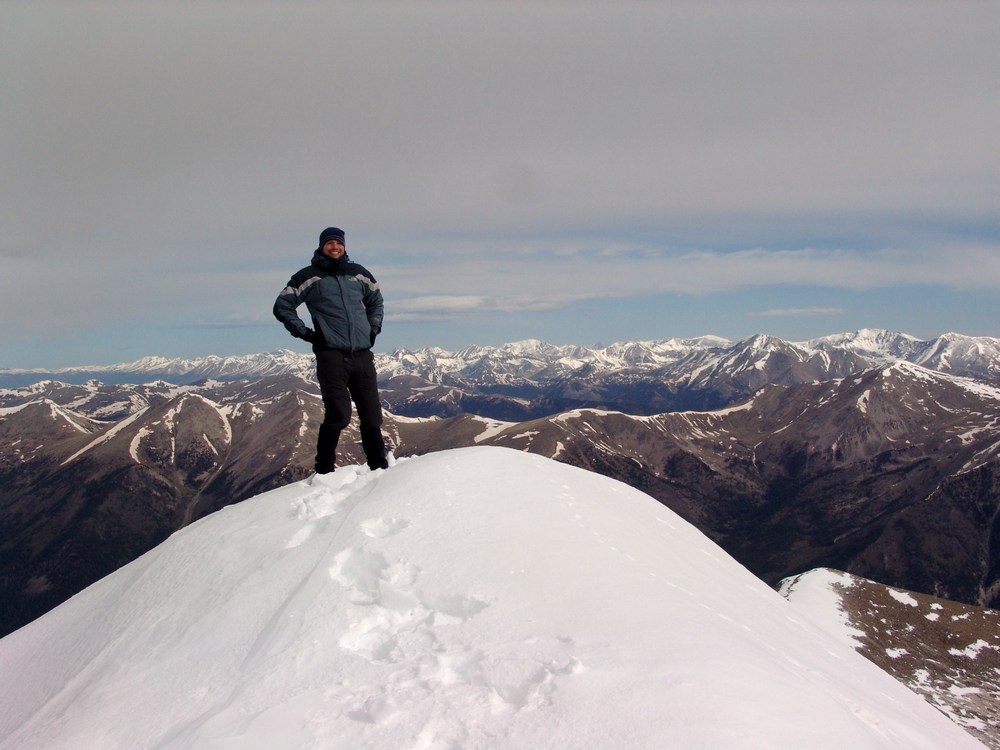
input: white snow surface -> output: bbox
[777,568,868,649]
[0,447,984,750]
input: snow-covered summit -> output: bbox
[0,448,982,749]
[804,328,923,359]
[3,331,999,393]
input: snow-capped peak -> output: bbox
[4,331,999,392]
[805,329,923,360]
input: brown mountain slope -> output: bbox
[782,568,1000,750]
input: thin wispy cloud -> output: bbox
[185,317,275,330]
[381,245,1000,315]
[751,308,846,319]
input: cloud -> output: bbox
[380,243,1000,321]
[6,2,999,245]
[2,1,999,362]
[389,293,570,322]
[389,295,491,321]
[751,307,846,318]
[183,317,275,330]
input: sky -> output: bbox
[0,447,983,749]
[3,1,1000,369]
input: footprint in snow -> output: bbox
[285,524,316,549]
[289,488,349,521]
[328,547,391,605]
[360,517,409,539]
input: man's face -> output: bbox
[321,239,345,259]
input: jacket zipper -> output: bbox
[337,275,353,348]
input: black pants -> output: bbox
[314,349,387,472]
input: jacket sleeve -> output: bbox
[359,267,384,336]
[273,272,312,339]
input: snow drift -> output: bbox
[0,447,984,749]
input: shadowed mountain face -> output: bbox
[2,337,999,639]
[0,377,323,634]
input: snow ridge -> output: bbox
[0,448,983,750]
[4,330,999,387]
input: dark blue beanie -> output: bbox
[317,227,346,250]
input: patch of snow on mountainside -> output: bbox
[782,568,1000,750]
[471,416,516,443]
[61,408,149,465]
[886,361,1000,401]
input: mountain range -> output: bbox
[4,329,1000,418]
[2,329,1000,641]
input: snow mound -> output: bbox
[0,447,984,749]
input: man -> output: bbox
[273,226,389,473]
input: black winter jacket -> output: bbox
[273,251,384,352]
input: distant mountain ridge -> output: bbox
[3,329,999,387]
[4,329,999,420]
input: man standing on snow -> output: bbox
[273,226,389,474]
